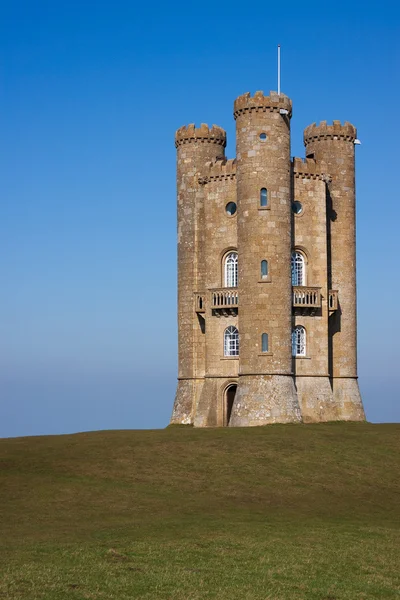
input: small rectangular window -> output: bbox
[261,260,268,278]
[260,188,268,207]
[261,333,269,353]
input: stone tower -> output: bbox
[170,91,365,427]
[304,121,365,420]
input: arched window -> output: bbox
[260,188,268,207]
[261,260,268,278]
[292,326,306,357]
[291,251,305,286]
[261,333,269,353]
[224,326,239,357]
[224,252,238,288]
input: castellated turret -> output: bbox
[170,93,365,426]
[303,121,365,420]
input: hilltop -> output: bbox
[1,422,399,599]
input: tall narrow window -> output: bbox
[291,251,305,286]
[292,326,306,357]
[261,260,268,278]
[224,326,239,357]
[260,188,268,207]
[261,333,269,353]
[224,252,238,288]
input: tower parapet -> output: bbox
[292,157,330,181]
[304,121,356,143]
[234,91,292,119]
[175,124,226,148]
[200,158,237,183]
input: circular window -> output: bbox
[292,201,303,215]
[226,202,237,216]
[259,133,267,140]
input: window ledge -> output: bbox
[221,356,239,360]
[258,206,271,211]
[293,355,311,360]
[258,277,272,283]
[258,352,273,356]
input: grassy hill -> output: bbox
[0,422,399,599]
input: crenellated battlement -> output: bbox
[200,158,237,183]
[175,123,227,148]
[233,91,292,120]
[304,120,357,144]
[291,157,331,182]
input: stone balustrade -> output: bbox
[210,288,239,316]
[328,290,338,311]
[197,286,335,316]
[211,288,239,308]
[194,292,205,313]
[292,286,321,309]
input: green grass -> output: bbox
[0,422,399,599]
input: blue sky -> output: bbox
[1,0,399,437]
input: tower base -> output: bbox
[229,375,301,427]
[170,379,203,425]
[332,377,365,421]
[194,378,221,427]
[296,376,338,422]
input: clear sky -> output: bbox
[1,0,399,437]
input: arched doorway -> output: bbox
[225,384,237,426]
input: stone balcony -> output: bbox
[292,287,339,315]
[195,289,239,316]
[292,286,321,314]
[210,287,238,316]
[328,290,338,313]
[195,286,338,317]
[194,292,206,314]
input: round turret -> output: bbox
[171,122,227,425]
[229,90,300,426]
[304,120,356,145]
[175,123,226,148]
[303,119,364,421]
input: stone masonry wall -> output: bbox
[292,159,339,421]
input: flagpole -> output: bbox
[278,44,281,95]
